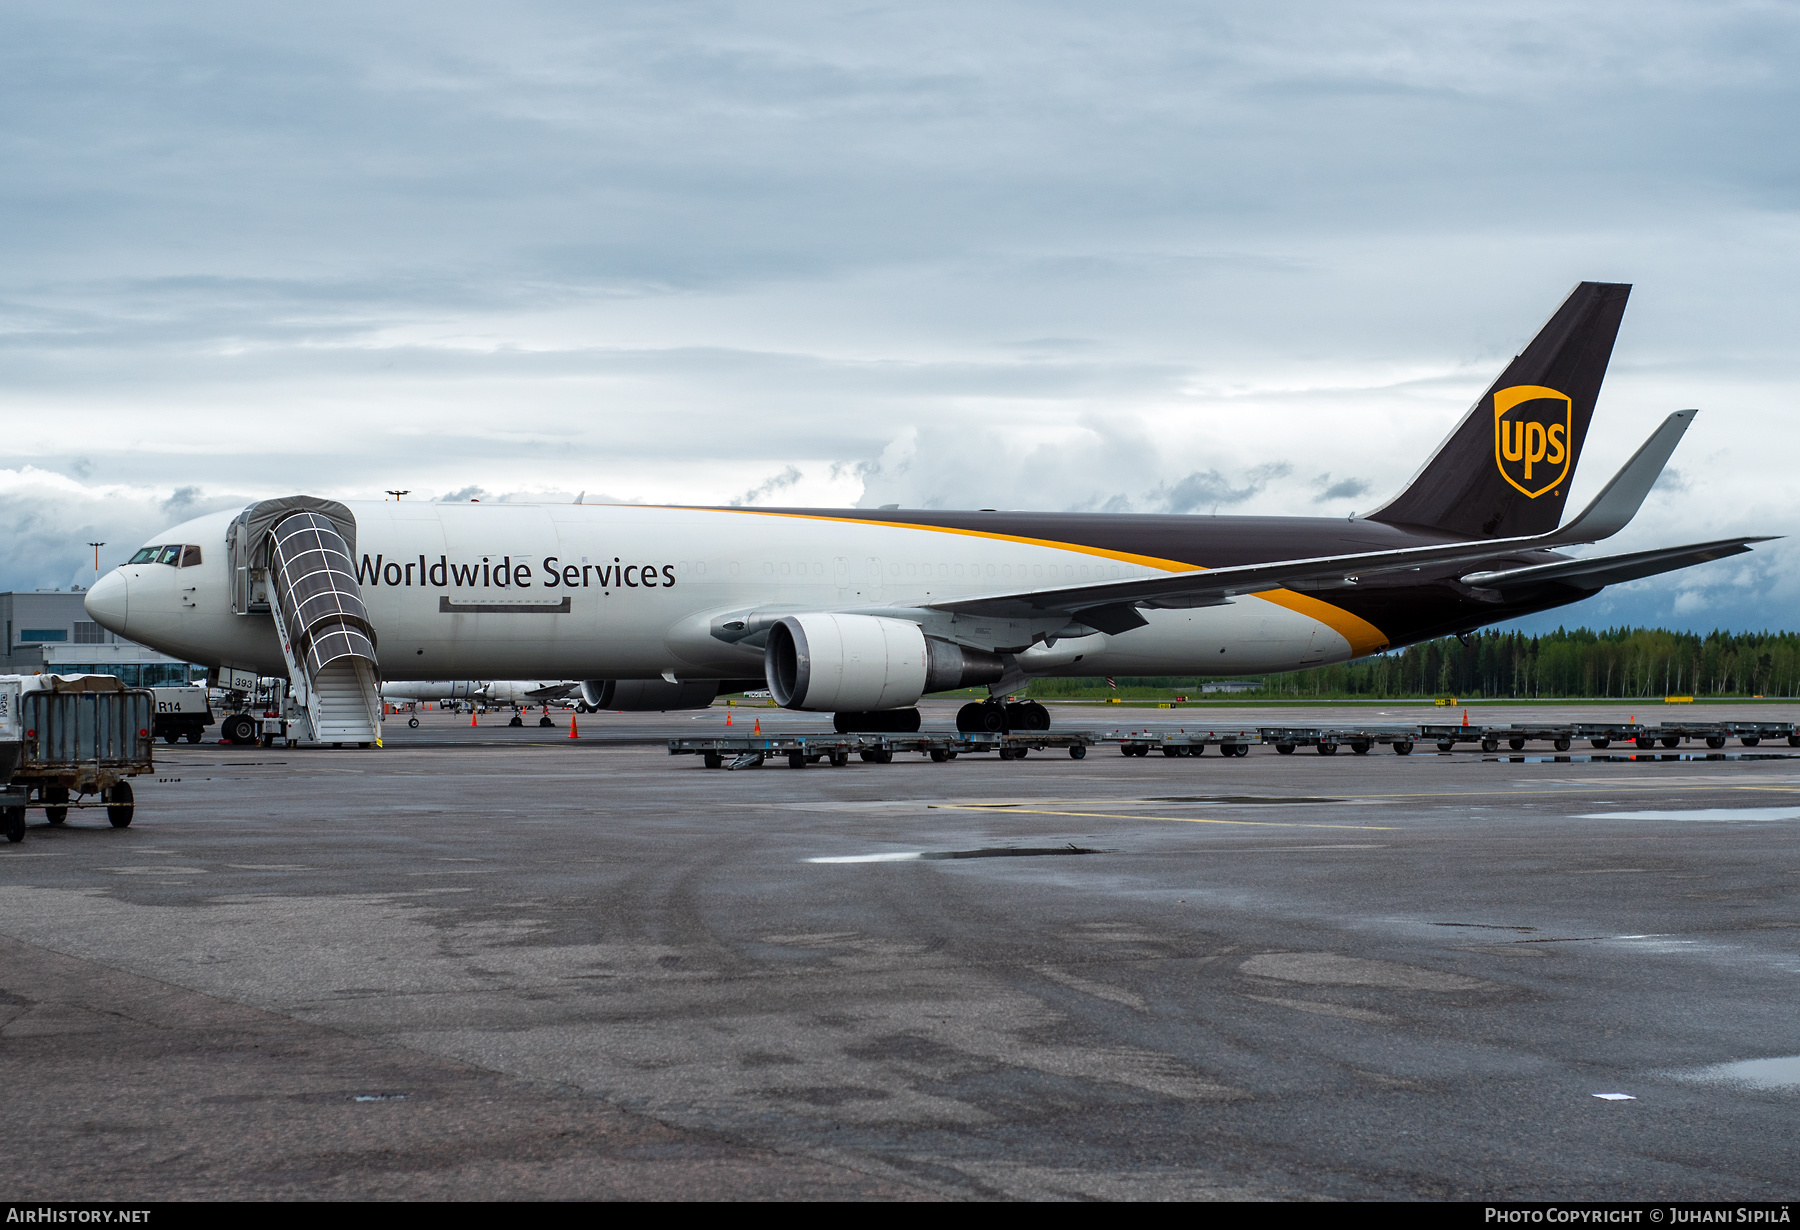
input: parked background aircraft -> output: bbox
[84,282,1772,740]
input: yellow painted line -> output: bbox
[932,804,1396,830]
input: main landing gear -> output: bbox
[955,700,1050,733]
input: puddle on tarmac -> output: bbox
[1574,807,1800,822]
[809,844,1100,864]
[1142,796,1343,806]
[1674,1055,1800,1090]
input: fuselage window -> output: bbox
[906,564,916,578]
[954,564,964,578]
[780,562,791,575]
[764,561,774,574]
[1033,565,1042,578]
[986,564,996,578]
[180,545,202,568]
[1080,565,1089,579]
[695,561,706,576]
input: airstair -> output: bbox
[227,499,382,746]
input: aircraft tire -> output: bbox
[508,715,523,727]
[409,717,420,728]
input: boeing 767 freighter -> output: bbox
[83,282,1773,743]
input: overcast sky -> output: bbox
[2,1,1796,632]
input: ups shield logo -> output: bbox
[1493,384,1572,498]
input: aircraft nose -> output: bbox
[84,570,129,636]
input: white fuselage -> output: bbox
[86,501,1363,682]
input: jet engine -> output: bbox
[579,678,721,711]
[764,613,1004,711]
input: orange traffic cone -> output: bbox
[753,718,761,734]
[725,710,733,726]
[469,710,478,727]
[569,714,579,739]
[1461,709,1469,727]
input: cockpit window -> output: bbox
[127,544,200,566]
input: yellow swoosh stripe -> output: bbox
[676,506,1391,656]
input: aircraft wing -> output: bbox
[923,410,1732,634]
[1459,537,1775,591]
[920,534,1588,633]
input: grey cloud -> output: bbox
[730,466,803,507]
[1312,473,1371,502]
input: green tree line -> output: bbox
[1025,627,1800,700]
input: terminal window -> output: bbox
[73,621,105,644]
[19,629,67,643]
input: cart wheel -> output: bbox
[1316,742,1337,755]
[408,717,420,728]
[788,752,807,769]
[44,785,69,825]
[1068,744,1086,759]
[1481,738,1499,753]
[1553,738,1571,752]
[3,806,23,843]
[831,750,850,767]
[703,752,723,769]
[163,731,179,744]
[1741,737,1761,748]
[1276,743,1296,755]
[1590,738,1610,749]
[1508,738,1526,751]
[1350,741,1370,755]
[929,749,949,762]
[1392,742,1412,755]
[106,781,134,828]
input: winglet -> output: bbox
[1544,410,1695,545]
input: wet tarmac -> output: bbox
[3,700,1798,1200]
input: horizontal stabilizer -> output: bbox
[1543,410,1696,545]
[1460,537,1774,591]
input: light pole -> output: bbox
[385,490,411,501]
[87,542,105,586]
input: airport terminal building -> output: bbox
[0,588,204,685]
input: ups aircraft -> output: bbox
[84,282,1772,743]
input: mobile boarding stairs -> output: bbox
[226,497,383,747]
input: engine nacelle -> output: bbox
[580,678,720,711]
[764,614,1005,711]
